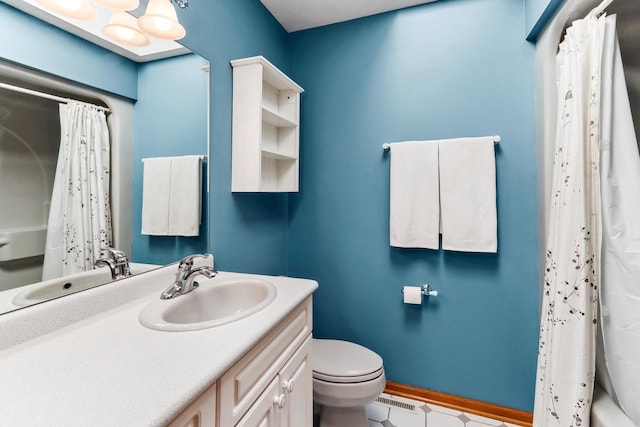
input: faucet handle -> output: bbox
[94,258,114,268]
[101,247,127,260]
[178,254,211,270]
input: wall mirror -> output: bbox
[0,0,210,315]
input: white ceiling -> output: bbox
[259,0,438,33]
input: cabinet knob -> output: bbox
[282,379,295,393]
[274,393,287,409]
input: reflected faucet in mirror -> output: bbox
[94,248,132,280]
[160,254,217,300]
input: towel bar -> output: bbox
[142,155,207,163]
[382,135,501,151]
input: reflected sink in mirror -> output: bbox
[11,263,159,307]
[139,278,277,332]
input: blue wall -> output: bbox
[0,2,137,99]
[287,0,539,411]
[132,54,209,264]
[176,1,291,275]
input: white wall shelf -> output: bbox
[231,56,304,192]
[262,106,297,128]
[262,148,297,161]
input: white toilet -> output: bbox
[312,339,386,427]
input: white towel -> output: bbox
[141,157,172,235]
[438,137,497,252]
[389,140,440,249]
[168,155,202,236]
[141,156,202,236]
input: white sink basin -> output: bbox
[138,277,277,332]
[11,263,158,307]
[12,268,113,307]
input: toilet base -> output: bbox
[319,404,369,427]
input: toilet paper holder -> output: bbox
[401,284,439,297]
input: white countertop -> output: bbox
[0,267,317,426]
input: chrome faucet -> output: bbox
[94,248,132,280]
[161,254,217,300]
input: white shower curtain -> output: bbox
[42,101,112,280]
[533,15,604,427]
[597,14,640,426]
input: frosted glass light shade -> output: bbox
[92,0,139,11]
[138,0,185,40]
[103,11,149,46]
[36,0,97,20]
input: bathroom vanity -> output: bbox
[0,260,317,426]
[171,300,312,427]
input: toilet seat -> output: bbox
[313,367,384,383]
[312,339,384,384]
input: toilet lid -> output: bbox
[312,339,383,381]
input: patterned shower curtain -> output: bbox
[42,101,112,280]
[533,15,605,427]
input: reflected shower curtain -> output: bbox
[533,15,604,427]
[42,101,112,280]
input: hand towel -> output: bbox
[438,137,497,252]
[389,140,440,249]
[141,157,172,236]
[141,156,202,236]
[168,155,202,236]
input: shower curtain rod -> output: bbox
[0,82,111,113]
[588,0,614,18]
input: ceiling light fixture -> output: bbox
[103,11,149,46]
[36,0,97,20]
[137,0,186,40]
[36,0,189,46]
[92,0,139,11]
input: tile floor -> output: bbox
[365,393,522,427]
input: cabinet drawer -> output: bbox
[218,298,312,426]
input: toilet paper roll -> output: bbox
[403,286,422,304]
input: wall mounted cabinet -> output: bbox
[231,56,304,192]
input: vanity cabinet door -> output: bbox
[235,377,281,427]
[167,382,216,427]
[218,298,312,426]
[236,337,312,427]
[279,337,312,427]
